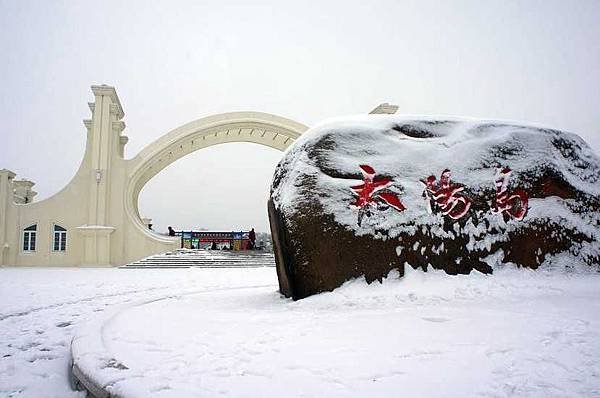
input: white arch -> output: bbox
[0,85,310,267]
[123,111,308,250]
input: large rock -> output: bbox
[268,116,600,300]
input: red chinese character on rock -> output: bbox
[421,169,472,220]
[492,167,528,221]
[350,165,405,225]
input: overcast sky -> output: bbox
[1,0,599,233]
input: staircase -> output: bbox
[122,249,276,268]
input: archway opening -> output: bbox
[137,142,282,248]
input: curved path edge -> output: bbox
[69,285,273,398]
[70,296,145,398]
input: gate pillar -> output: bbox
[77,85,125,266]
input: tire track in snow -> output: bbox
[0,286,172,321]
[1,282,278,322]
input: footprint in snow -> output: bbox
[28,353,58,362]
[485,348,515,357]
[150,385,171,392]
[421,317,450,323]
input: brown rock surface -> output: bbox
[269,117,600,300]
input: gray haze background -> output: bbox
[1,0,599,233]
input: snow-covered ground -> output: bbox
[2,266,600,398]
[0,267,273,398]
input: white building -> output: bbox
[0,85,307,266]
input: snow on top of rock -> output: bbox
[271,114,600,268]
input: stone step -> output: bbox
[140,258,274,262]
[124,265,275,268]
[122,250,276,269]
[129,263,275,267]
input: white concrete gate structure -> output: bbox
[0,85,308,266]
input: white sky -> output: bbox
[1,0,599,233]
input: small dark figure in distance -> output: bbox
[248,228,256,250]
[211,241,217,250]
[168,226,176,236]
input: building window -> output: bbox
[23,224,37,251]
[53,225,67,252]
